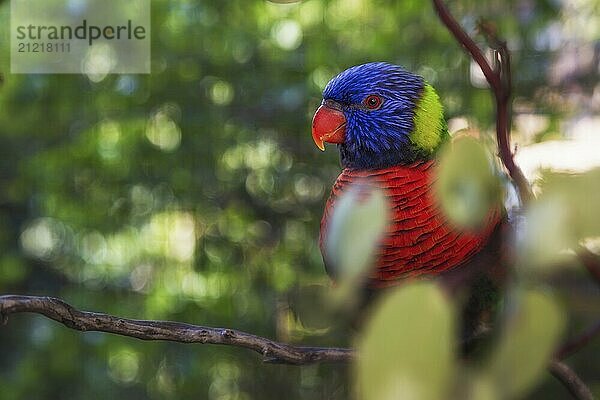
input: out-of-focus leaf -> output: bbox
[435,137,503,228]
[484,289,565,399]
[355,282,455,400]
[466,375,498,400]
[517,196,573,268]
[539,169,600,239]
[324,184,389,283]
[519,168,600,268]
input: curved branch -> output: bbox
[432,0,533,203]
[0,295,354,365]
[549,360,595,400]
[577,247,600,286]
[433,1,600,284]
[432,3,597,397]
[555,319,600,361]
[2,294,596,397]
[431,0,500,92]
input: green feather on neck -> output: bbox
[410,83,449,155]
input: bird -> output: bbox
[311,62,504,290]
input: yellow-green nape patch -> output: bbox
[410,83,447,153]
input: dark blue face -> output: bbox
[322,62,425,169]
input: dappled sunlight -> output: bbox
[82,43,117,83]
[108,347,140,385]
[97,119,123,161]
[141,211,197,262]
[209,80,235,106]
[20,217,64,261]
[145,110,182,152]
[271,19,303,50]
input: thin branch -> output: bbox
[2,294,596,398]
[0,295,354,365]
[432,0,533,203]
[577,247,600,286]
[432,2,597,397]
[431,0,501,92]
[555,319,600,361]
[433,0,600,287]
[549,360,595,400]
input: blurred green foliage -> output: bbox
[0,0,598,399]
[520,169,600,269]
[435,136,503,228]
[355,284,564,400]
[482,289,565,399]
[324,185,388,282]
[356,283,455,400]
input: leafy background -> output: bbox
[0,0,598,398]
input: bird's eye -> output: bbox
[363,95,383,110]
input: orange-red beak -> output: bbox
[311,104,346,151]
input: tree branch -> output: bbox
[0,295,353,365]
[549,360,595,400]
[433,1,600,287]
[577,247,600,286]
[432,2,597,397]
[555,319,600,361]
[431,0,501,92]
[432,0,533,203]
[3,294,596,398]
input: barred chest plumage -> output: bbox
[319,160,501,287]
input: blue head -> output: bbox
[311,62,448,169]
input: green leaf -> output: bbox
[518,196,573,269]
[466,375,498,400]
[435,137,503,229]
[324,184,389,282]
[484,289,565,399]
[355,282,455,400]
[519,168,600,269]
[539,168,600,239]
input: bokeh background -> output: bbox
[0,0,598,398]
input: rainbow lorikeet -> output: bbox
[312,62,502,289]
